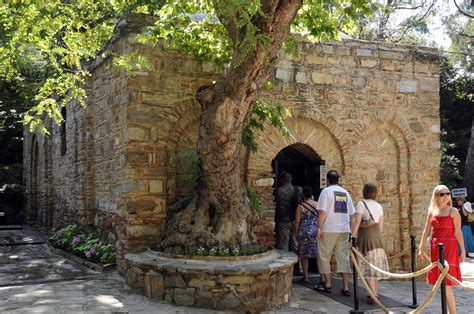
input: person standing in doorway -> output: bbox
[274,172,303,256]
[419,185,465,314]
[314,170,355,297]
[294,186,319,283]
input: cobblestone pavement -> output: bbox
[1,227,473,313]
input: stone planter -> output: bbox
[48,243,116,272]
[124,249,297,312]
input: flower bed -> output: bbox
[49,224,116,271]
[157,245,271,257]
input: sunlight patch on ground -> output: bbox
[94,295,123,307]
[26,259,44,267]
[8,255,19,259]
[14,289,52,297]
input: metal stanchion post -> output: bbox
[439,243,447,314]
[407,235,418,308]
[350,236,364,314]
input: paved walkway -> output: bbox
[1,227,473,313]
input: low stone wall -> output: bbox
[123,249,297,312]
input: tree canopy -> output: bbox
[355,0,438,44]
[2,0,382,247]
[1,0,375,134]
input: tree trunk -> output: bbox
[162,0,302,248]
[463,116,474,199]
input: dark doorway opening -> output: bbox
[272,143,324,274]
[272,143,324,199]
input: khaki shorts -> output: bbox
[317,232,351,274]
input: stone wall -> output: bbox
[23,15,440,270]
[22,21,133,257]
[124,250,297,311]
[247,39,440,267]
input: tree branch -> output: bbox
[454,0,474,18]
[212,0,241,47]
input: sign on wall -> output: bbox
[452,188,467,198]
[320,165,327,188]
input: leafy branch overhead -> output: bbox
[1,0,375,136]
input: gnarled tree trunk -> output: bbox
[162,0,303,248]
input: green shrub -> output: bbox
[49,224,116,264]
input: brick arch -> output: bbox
[165,98,200,149]
[351,113,415,267]
[247,112,350,184]
[165,99,200,203]
[352,111,417,156]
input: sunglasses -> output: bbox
[437,192,451,197]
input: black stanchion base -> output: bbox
[405,302,419,309]
[349,310,365,314]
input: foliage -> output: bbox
[177,148,205,186]
[292,0,377,42]
[439,60,474,187]
[0,81,28,164]
[0,0,376,135]
[242,96,292,153]
[0,183,24,209]
[112,50,154,75]
[244,184,263,213]
[353,0,437,44]
[440,130,462,188]
[0,183,24,196]
[442,1,473,76]
[162,244,270,257]
[49,224,116,264]
[0,1,166,134]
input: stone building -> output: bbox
[23,14,440,269]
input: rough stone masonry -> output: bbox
[23,14,440,272]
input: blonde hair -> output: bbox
[429,185,452,215]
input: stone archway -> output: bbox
[247,116,346,246]
[351,115,416,268]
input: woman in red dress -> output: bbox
[419,185,465,314]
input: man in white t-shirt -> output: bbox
[314,170,355,296]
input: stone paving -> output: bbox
[1,227,473,313]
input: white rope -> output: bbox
[352,247,437,279]
[409,262,449,314]
[350,249,391,313]
[350,247,450,314]
[445,273,474,291]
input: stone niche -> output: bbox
[124,250,297,312]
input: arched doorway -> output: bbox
[272,143,323,274]
[30,135,39,224]
[272,143,324,199]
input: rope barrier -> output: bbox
[386,248,410,260]
[411,262,449,314]
[445,273,474,291]
[349,249,391,313]
[349,246,453,313]
[352,247,437,279]
[353,247,473,295]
